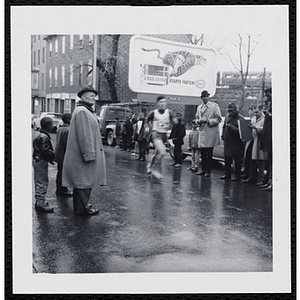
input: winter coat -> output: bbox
[195,101,222,148]
[54,124,69,164]
[251,115,268,160]
[260,113,272,153]
[222,113,245,157]
[32,129,54,163]
[169,122,186,146]
[62,105,106,189]
[132,123,138,141]
[125,118,133,136]
[115,121,122,137]
[188,128,200,149]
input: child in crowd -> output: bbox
[187,120,200,172]
[54,113,73,197]
[169,112,186,168]
[114,116,121,149]
[32,117,55,213]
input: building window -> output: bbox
[88,59,93,85]
[78,63,83,85]
[59,99,64,114]
[65,99,70,110]
[33,51,36,66]
[47,98,50,111]
[42,72,45,90]
[38,35,40,40]
[32,73,38,89]
[62,36,65,54]
[55,39,58,56]
[55,67,58,87]
[70,64,73,86]
[42,47,45,63]
[49,42,52,58]
[54,99,59,113]
[42,98,46,112]
[38,49,40,65]
[62,65,65,87]
[49,69,52,88]
[70,34,74,50]
[34,35,36,43]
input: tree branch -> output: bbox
[238,34,244,77]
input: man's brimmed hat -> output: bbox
[201,90,210,98]
[227,102,237,111]
[77,85,98,98]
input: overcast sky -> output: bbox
[22,6,285,75]
[211,33,276,73]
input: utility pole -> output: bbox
[93,34,98,91]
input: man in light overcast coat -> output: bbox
[62,85,106,216]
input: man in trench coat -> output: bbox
[195,90,222,177]
[62,85,106,215]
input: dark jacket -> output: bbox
[32,129,55,163]
[222,113,245,157]
[260,103,272,153]
[115,120,122,137]
[125,118,133,136]
[54,124,70,164]
[169,122,186,146]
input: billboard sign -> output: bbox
[129,35,216,97]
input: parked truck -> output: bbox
[98,105,133,146]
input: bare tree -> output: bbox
[95,35,120,103]
[190,33,261,112]
[58,34,122,103]
[221,34,261,112]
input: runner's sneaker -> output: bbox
[152,170,163,180]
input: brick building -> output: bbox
[31,35,47,115]
[34,34,195,120]
[32,34,270,125]
[44,34,94,114]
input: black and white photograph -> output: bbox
[10,4,292,295]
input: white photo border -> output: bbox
[10,5,291,294]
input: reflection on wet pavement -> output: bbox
[33,144,272,273]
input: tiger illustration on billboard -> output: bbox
[141,47,207,77]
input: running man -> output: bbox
[145,96,173,180]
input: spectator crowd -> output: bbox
[32,86,273,214]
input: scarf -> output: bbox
[77,100,94,113]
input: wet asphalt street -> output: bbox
[32,133,272,273]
